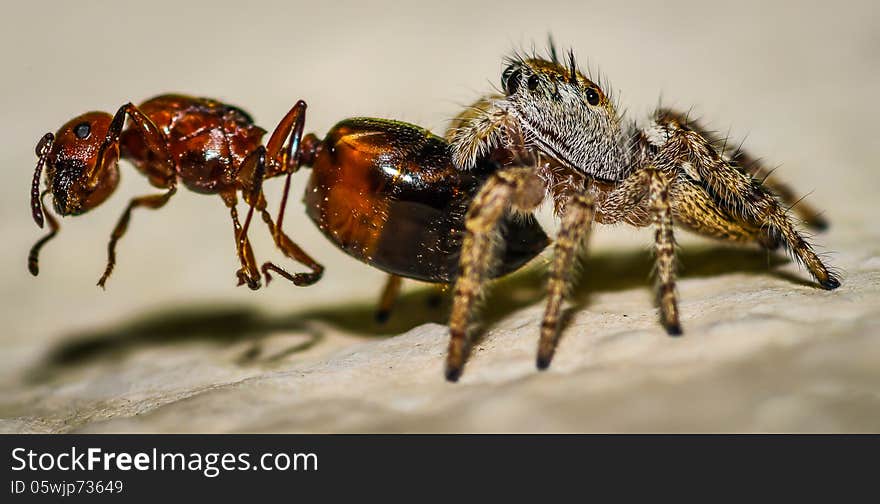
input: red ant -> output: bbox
[29,94,323,289]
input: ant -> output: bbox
[29,94,323,289]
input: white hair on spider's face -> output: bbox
[496,51,632,182]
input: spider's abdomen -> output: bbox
[304,118,549,282]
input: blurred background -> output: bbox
[1,0,878,432]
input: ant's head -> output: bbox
[500,50,629,181]
[31,111,120,227]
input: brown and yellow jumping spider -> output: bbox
[443,47,839,381]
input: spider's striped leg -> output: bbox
[655,108,829,230]
[652,112,840,290]
[648,167,681,334]
[537,193,594,369]
[446,167,544,381]
[731,150,829,231]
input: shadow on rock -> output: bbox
[28,244,793,382]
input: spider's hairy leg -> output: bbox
[648,167,681,334]
[654,113,840,290]
[446,167,545,381]
[671,180,778,249]
[445,95,513,170]
[537,193,594,369]
[657,108,829,230]
[731,150,829,231]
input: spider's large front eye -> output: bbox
[502,65,521,95]
[586,88,600,106]
[527,74,540,91]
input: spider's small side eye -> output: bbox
[74,122,91,140]
[527,74,540,91]
[502,66,522,95]
[586,88,600,106]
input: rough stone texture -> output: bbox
[1,1,878,432]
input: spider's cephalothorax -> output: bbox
[453,53,631,182]
[442,48,840,381]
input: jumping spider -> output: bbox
[442,47,839,381]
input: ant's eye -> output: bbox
[527,74,540,91]
[586,88,600,106]
[502,65,521,95]
[74,122,91,140]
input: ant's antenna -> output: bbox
[31,133,54,228]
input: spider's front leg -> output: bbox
[446,167,545,381]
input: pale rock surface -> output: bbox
[2,234,878,433]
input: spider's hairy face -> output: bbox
[500,56,629,181]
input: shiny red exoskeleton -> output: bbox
[29,94,323,289]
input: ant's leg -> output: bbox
[652,112,839,290]
[231,142,275,291]
[258,210,324,286]
[222,192,261,290]
[446,167,545,381]
[236,145,266,282]
[536,193,594,369]
[426,284,446,308]
[92,102,179,287]
[375,275,403,323]
[251,101,324,286]
[236,140,323,287]
[98,186,176,288]
[28,191,60,276]
[265,100,307,233]
[265,100,307,176]
[90,103,175,188]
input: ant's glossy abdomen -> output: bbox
[304,118,549,283]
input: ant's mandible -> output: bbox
[29,94,323,289]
